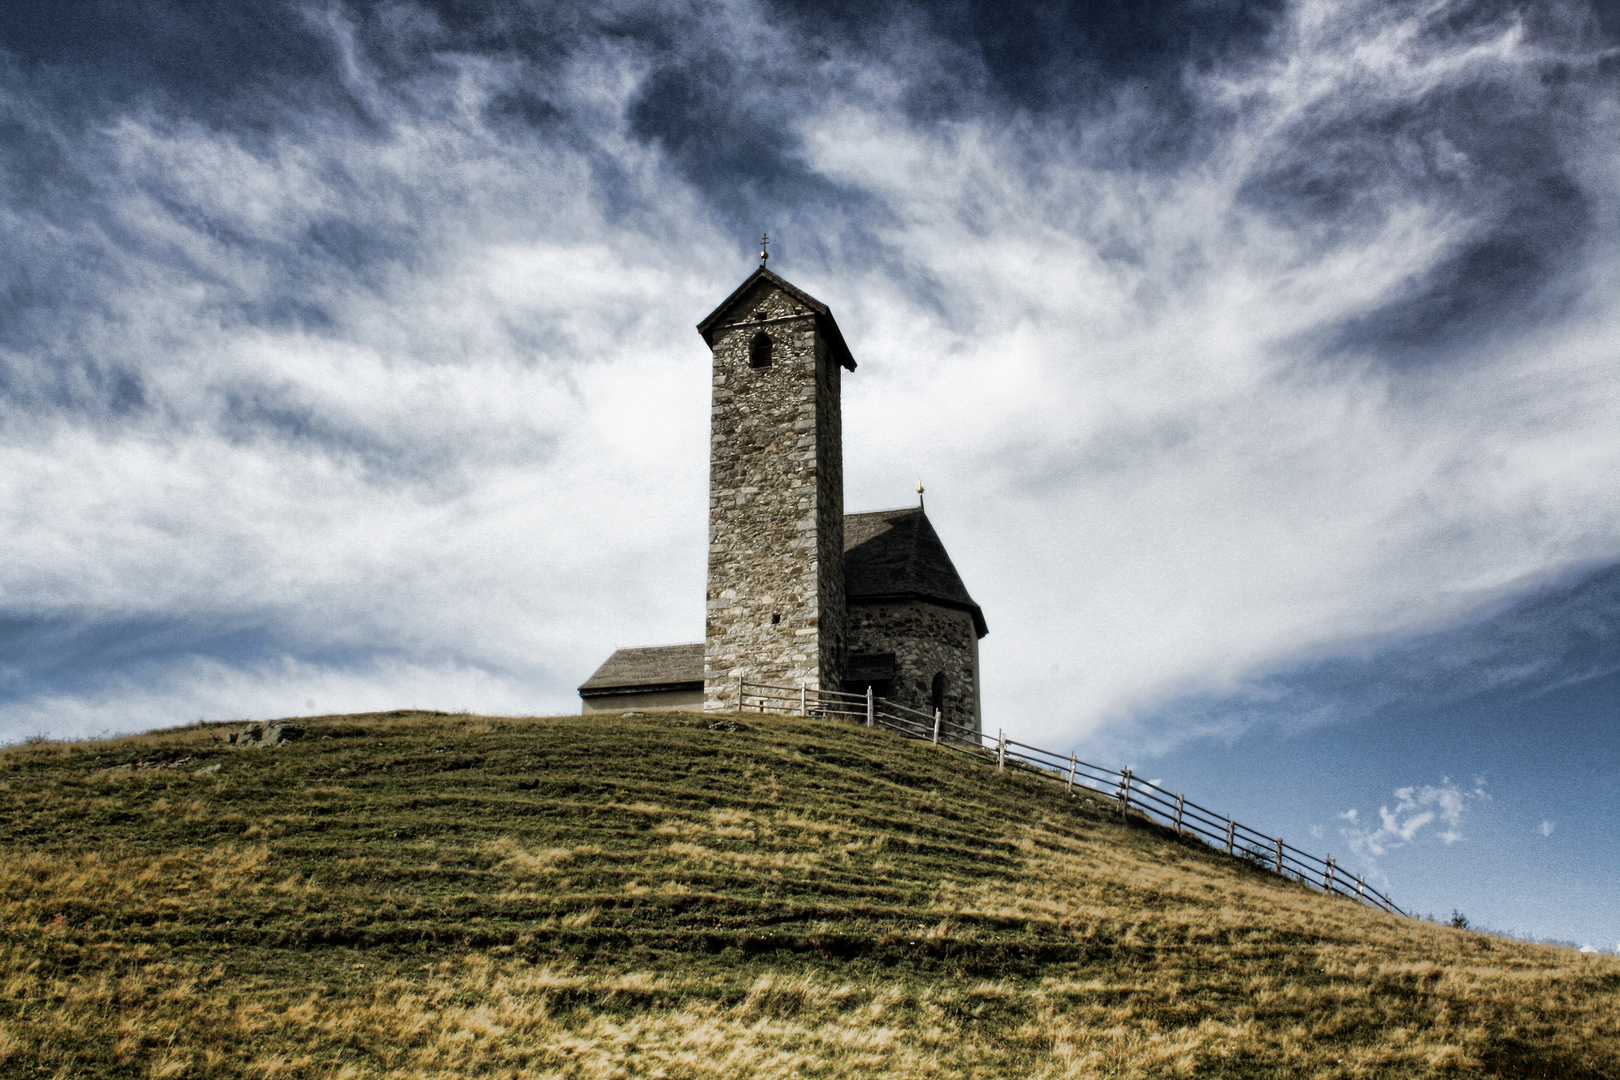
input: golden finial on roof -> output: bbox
[759,232,770,266]
[917,479,925,510]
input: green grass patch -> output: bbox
[1,709,1615,1078]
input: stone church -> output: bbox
[579,261,987,732]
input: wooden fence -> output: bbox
[737,677,1407,919]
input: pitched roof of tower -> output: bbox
[696,266,857,371]
[577,642,704,696]
[843,507,988,637]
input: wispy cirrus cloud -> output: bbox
[1,0,1619,746]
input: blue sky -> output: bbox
[1,0,1617,945]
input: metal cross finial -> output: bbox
[759,232,770,266]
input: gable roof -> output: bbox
[696,266,857,371]
[843,507,988,637]
[578,642,704,695]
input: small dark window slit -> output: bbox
[749,331,773,368]
[770,613,780,625]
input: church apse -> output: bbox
[842,507,986,734]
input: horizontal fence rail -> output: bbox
[736,677,1406,919]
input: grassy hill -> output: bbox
[2,709,1617,1079]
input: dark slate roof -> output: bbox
[843,507,988,637]
[696,267,857,371]
[578,642,704,695]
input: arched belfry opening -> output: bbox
[749,331,773,368]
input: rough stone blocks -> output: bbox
[846,600,981,735]
[703,280,844,709]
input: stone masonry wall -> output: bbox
[703,280,843,709]
[814,330,846,691]
[846,600,980,735]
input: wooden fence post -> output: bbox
[1274,837,1284,874]
[997,730,1006,772]
[866,685,874,728]
[1174,794,1184,837]
[932,709,941,745]
[800,683,807,716]
[1225,818,1234,855]
[736,674,744,713]
[1065,753,1077,796]
[1356,875,1365,900]
[1118,768,1132,819]
[1324,857,1335,893]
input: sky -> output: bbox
[2,0,1617,946]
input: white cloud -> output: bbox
[2,0,1619,746]
[804,2,1620,746]
[1540,819,1556,837]
[1342,777,1487,866]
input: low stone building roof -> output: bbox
[578,642,704,696]
[843,507,988,637]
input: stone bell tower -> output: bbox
[695,249,856,709]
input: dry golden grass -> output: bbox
[1,710,1615,1078]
